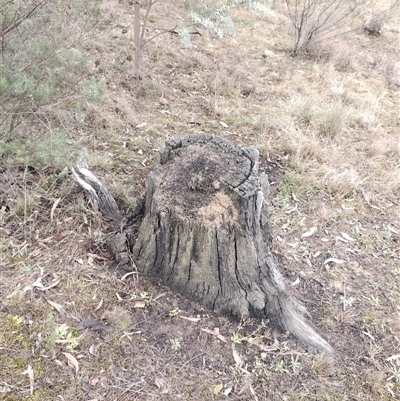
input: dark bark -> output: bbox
[123,134,333,354]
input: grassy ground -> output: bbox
[1,0,400,400]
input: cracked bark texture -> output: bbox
[129,134,333,354]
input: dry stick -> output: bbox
[143,24,201,46]
[71,150,122,221]
[143,25,178,45]
[71,167,100,210]
[133,1,199,76]
[140,0,158,44]
[134,1,142,79]
[133,0,158,78]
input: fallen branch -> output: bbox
[71,149,122,221]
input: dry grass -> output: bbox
[1,0,400,400]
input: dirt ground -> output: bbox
[1,0,400,400]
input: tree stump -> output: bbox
[127,134,333,354]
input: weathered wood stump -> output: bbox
[127,134,333,353]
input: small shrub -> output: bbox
[169,338,182,350]
[0,0,104,168]
[186,0,275,44]
[1,129,72,169]
[284,0,385,55]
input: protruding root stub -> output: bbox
[71,149,122,221]
[127,134,333,354]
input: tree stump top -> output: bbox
[155,134,259,227]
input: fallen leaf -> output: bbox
[100,376,109,389]
[324,258,345,265]
[21,365,34,395]
[301,227,317,238]
[47,300,66,317]
[341,204,355,210]
[89,344,100,355]
[346,247,358,255]
[362,330,375,341]
[238,381,250,395]
[41,278,60,291]
[341,232,355,242]
[369,204,381,210]
[213,383,223,395]
[28,248,42,258]
[90,377,100,387]
[60,230,74,237]
[386,354,400,361]
[37,241,50,250]
[23,274,60,293]
[87,253,108,261]
[292,193,300,202]
[387,225,399,235]
[6,287,23,299]
[232,344,242,366]
[50,197,61,221]
[249,385,257,398]
[23,278,43,293]
[178,316,201,322]
[94,299,103,312]
[42,279,60,291]
[223,387,233,396]
[201,327,227,343]
[121,272,136,281]
[63,352,79,374]
[39,236,54,243]
[154,377,165,389]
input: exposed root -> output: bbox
[71,149,122,221]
